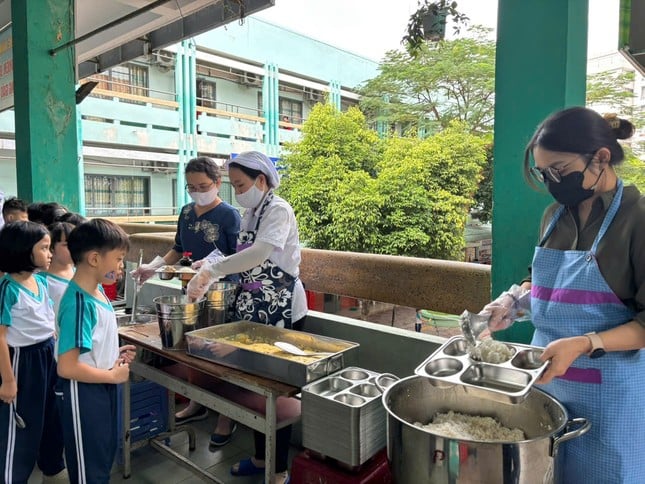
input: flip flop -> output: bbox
[230,458,265,476]
[209,423,237,446]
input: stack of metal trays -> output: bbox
[184,321,359,387]
[414,335,548,404]
[302,367,387,466]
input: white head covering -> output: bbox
[225,151,280,188]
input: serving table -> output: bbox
[119,322,301,484]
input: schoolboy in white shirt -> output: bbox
[56,219,135,484]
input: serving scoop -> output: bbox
[459,310,491,347]
[274,341,333,357]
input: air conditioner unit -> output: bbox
[305,89,320,102]
[241,71,262,86]
[142,161,172,173]
[153,50,175,69]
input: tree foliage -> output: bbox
[278,104,488,260]
[359,27,496,136]
[586,69,645,191]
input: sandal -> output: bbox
[209,423,237,447]
[230,457,265,476]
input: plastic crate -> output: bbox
[117,380,169,463]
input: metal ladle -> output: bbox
[274,341,333,357]
[129,249,144,325]
[459,310,491,347]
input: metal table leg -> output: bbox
[265,393,277,484]
[122,378,132,478]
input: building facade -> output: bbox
[0,18,378,217]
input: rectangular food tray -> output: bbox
[301,368,387,466]
[414,336,547,404]
[184,321,359,387]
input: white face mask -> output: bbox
[189,186,219,206]
[235,183,265,209]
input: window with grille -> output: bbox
[85,174,149,216]
[93,63,149,100]
[197,79,217,109]
[279,98,303,124]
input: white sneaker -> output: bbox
[42,468,69,483]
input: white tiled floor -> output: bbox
[30,410,294,484]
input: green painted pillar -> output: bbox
[492,0,588,343]
[12,0,80,210]
[175,43,187,212]
[263,63,279,157]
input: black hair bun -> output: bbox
[603,113,635,140]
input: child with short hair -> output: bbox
[56,219,135,484]
[41,222,75,314]
[1,197,28,223]
[0,221,66,483]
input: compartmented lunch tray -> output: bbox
[415,336,548,404]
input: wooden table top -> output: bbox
[119,322,299,397]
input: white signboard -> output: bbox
[0,27,13,112]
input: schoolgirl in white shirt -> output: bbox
[0,221,66,483]
[40,221,75,315]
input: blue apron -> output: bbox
[234,191,297,329]
[531,180,644,483]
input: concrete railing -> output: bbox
[123,225,491,316]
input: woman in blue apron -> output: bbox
[484,107,645,483]
[189,151,307,484]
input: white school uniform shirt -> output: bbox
[242,194,307,322]
[0,274,56,347]
[39,273,71,316]
[57,281,119,370]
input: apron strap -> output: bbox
[539,205,566,247]
[590,179,623,253]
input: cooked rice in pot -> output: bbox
[414,410,525,441]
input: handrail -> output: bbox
[196,105,265,123]
[122,228,491,316]
[89,88,179,109]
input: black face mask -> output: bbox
[545,170,595,206]
[545,160,604,207]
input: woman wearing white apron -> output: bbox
[483,108,645,483]
[188,151,306,484]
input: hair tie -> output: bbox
[603,113,620,130]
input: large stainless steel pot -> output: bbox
[379,375,590,484]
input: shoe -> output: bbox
[175,406,209,425]
[209,422,237,447]
[230,457,265,476]
[42,468,69,483]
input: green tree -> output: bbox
[278,105,488,259]
[359,27,496,135]
[586,70,645,191]
[278,104,384,252]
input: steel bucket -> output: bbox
[153,295,204,350]
[380,375,590,484]
[198,281,238,328]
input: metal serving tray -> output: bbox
[184,321,359,387]
[155,265,197,280]
[302,368,387,466]
[414,336,548,404]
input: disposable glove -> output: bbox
[186,260,222,301]
[130,255,165,285]
[191,247,225,270]
[480,284,531,332]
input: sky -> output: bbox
[253,0,620,62]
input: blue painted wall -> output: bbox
[195,18,379,88]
